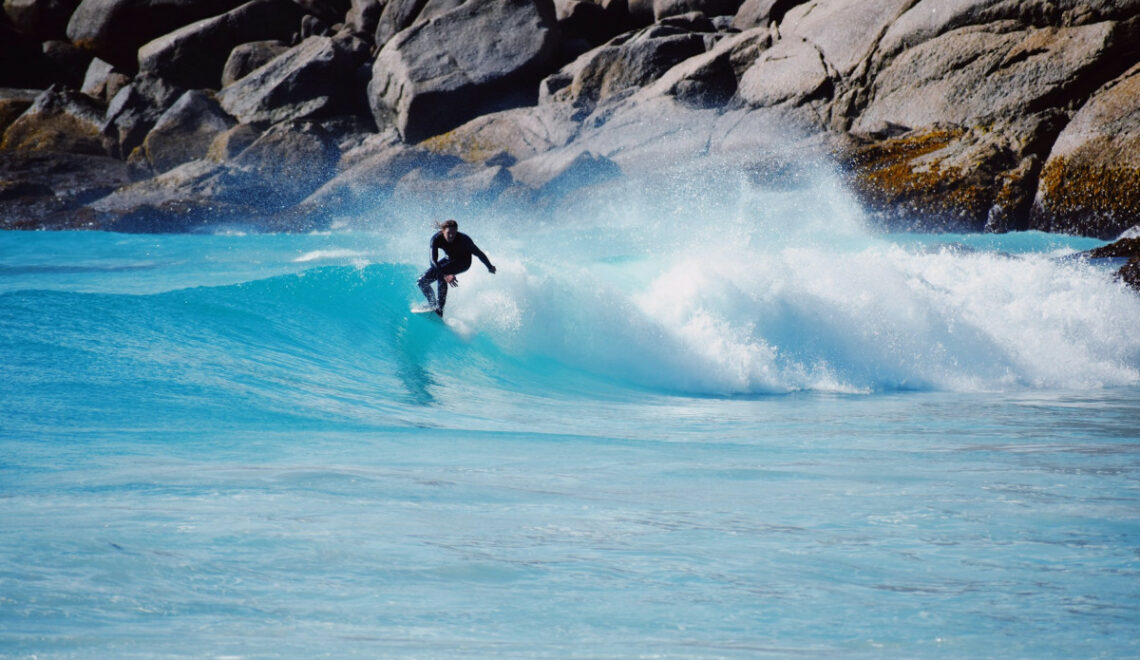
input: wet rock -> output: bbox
[1030,64,1140,238]
[391,160,514,212]
[101,74,184,159]
[1,86,105,155]
[0,88,41,135]
[420,101,580,164]
[217,36,358,124]
[368,0,561,142]
[205,122,263,161]
[209,120,340,211]
[141,90,236,173]
[138,0,307,90]
[0,151,129,229]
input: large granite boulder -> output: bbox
[137,0,307,89]
[780,0,912,79]
[221,40,290,86]
[1,86,105,155]
[420,101,580,164]
[737,37,828,108]
[877,0,1140,61]
[140,89,236,173]
[856,21,1135,132]
[373,0,466,47]
[1031,64,1140,238]
[207,120,341,211]
[289,134,445,221]
[368,0,561,142]
[65,0,249,70]
[545,22,716,113]
[217,36,359,124]
[101,73,184,159]
[89,120,340,230]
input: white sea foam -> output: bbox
[442,169,1140,395]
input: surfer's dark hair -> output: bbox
[436,219,458,230]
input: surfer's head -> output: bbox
[436,219,458,241]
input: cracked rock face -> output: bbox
[1,0,1139,234]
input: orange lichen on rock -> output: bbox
[421,129,502,164]
[842,128,999,228]
[1036,156,1140,220]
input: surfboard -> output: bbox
[410,303,442,318]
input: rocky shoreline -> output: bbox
[2,0,1139,257]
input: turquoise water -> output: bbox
[3,174,1140,657]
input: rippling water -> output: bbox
[3,172,1139,657]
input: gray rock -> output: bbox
[548,24,715,112]
[0,151,129,229]
[205,122,263,161]
[878,0,1140,62]
[217,36,358,124]
[1,86,105,155]
[101,73,184,159]
[0,88,41,135]
[780,0,912,78]
[3,0,82,40]
[368,0,561,142]
[221,40,291,87]
[210,120,340,210]
[81,58,113,97]
[293,138,444,219]
[373,0,467,46]
[737,36,827,107]
[66,0,248,70]
[1031,64,1140,238]
[141,90,236,173]
[346,0,382,38]
[391,160,514,212]
[856,21,1134,132]
[419,100,581,164]
[731,0,789,29]
[653,0,741,21]
[138,0,307,89]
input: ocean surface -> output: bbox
[3,171,1140,658]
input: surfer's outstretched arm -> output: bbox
[471,243,496,274]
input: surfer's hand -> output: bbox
[488,265,496,274]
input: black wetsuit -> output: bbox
[417,231,494,313]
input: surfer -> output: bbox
[417,219,496,317]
